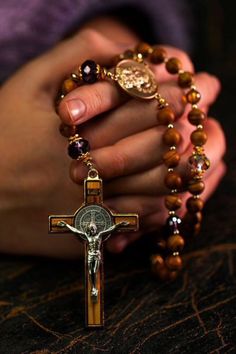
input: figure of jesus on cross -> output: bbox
[58,219,129,301]
[49,171,138,327]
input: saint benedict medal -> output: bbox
[49,169,138,327]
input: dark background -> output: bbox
[0,1,235,353]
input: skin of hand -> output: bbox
[0,19,138,259]
[0,18,226,259]
[57,40,226,254]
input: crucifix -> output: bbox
[49,170,139,328]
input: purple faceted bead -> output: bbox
[166,215,182,234]
[68,139,90,159]
[81,60,98,84]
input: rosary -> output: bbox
[49,43,210,328]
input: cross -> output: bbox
[48,171,139,328]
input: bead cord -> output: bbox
[56,43,210,281]
[127,43,210,280]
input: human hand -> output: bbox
[58,46,226,254]
[0,22,138,258]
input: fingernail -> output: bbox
[65,98,86,123]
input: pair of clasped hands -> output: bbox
[0,18,225,258]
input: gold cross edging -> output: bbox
[48,173,139,328]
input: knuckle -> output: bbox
[79,28,104,49]
[198,72,221,94]
[177,123,193,154]
[164,84,185,117]
[88,87,104,114]
[111,150,128,177]
[208,118,227,157]
[164,46,194,72]
[176,49,194,72]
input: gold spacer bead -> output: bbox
[169,211,175,215]
[68,134,80,143]
[173,252,179,256]
[171,189,178,194]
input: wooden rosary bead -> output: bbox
[186,88,201,104]
[186,197,204,213]
[184,211,202,226]
[157,107,175,125]
[163,128,181,146]
[166,255,183,271]
[188,108,206,126]
[164,171,182,189]
[193,223,201,236]
[111,54,121,66]
[166,57,182,74]
[165,194,182,210]
[153,261,178,281]
[151,254,164,270]
[188,180,205,195]
[163,150,180,168]
[191,129,208,146]
[62,78,78,94]
[135,42,152,57]
[178,71,193,88]
[123,49,135,59]
[167,235,185,252]
[59,123,77,138]
[155,239,167,251]
[150,47,167,64]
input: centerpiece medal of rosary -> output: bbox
[49,43,210,328]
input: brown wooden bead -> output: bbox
[59,123,77,138]
[156,239,167,251]
[188,180,205,195]
[165,172,182,190]
[166,255,183,271]
[135,42,152,57]
[157,107,175,125]
[191,129,208,146]
[159,268,178,281]
[186,89,201,104]
[194,223,202,236]
[153,261,178,280]
[186,197,204,213]
[167,235,185,252]
[163,150,180,168]
[188,108,206,126]
[178,71,193,88]
[150,47,167,64]
[165,195,182,210]
[163,128,181,146]
[123,49,135,58]
[166,57,182,74]
[184,211,202,226]
[111,54,121,66]
[151,254,165,276]
[151,254,164,268]
[62,78,78,94]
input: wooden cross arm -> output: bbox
[48,215,74,233]
[113,214,139,232]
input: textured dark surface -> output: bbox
[0,159,236,354]
[1,3,236,354]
